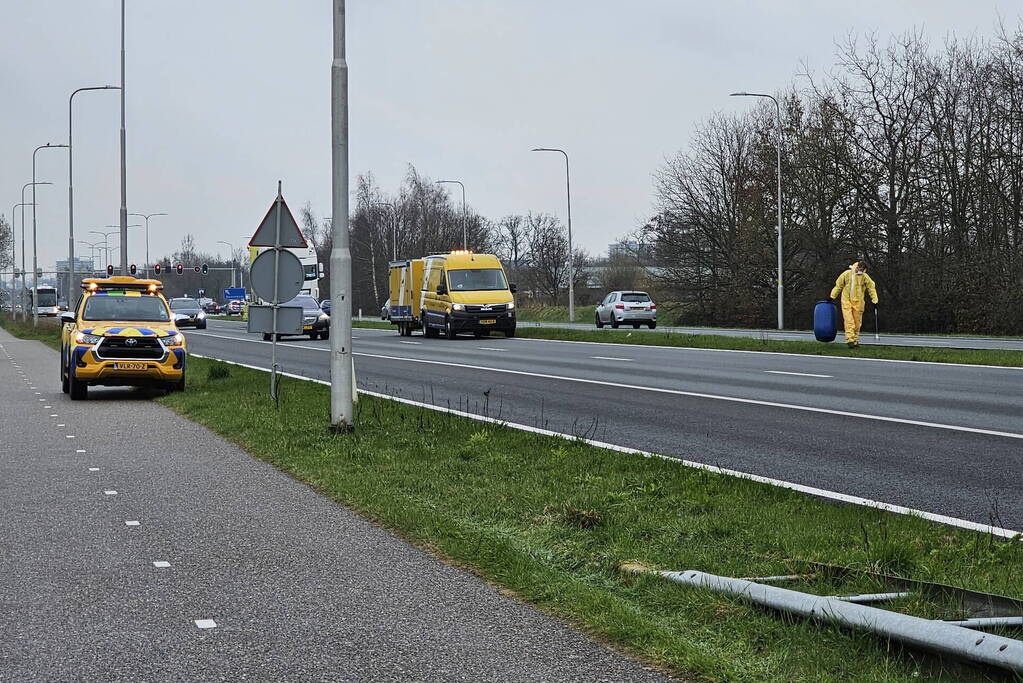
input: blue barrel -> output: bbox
[813,300,838,342]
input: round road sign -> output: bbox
[249,249,304,303]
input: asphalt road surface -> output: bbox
[0,329,669,682]
[188,320,1023,532]
[520,319,1023,351]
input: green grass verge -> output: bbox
[0,315,61,350]
[152,355,1020,682]
[516,304,598,323]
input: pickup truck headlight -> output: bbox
[75,332,103,345]
[451,303,465,312]
[163,333,184,347]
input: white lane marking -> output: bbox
[44,405,51,409]
[88,468,99,472]
[104,490,117,495]
[124,520,140,526]
[49,414,58,417]
[34,391,40,395]
[76,449,86,453]
[153,561,171,568]
[765,370,833,378]
[65,435,75,439]
[509,337,1023,371]
[37,398,44,401]
[194,619,217,629]
[355,352,1023,441]
[57,424,65,427]
[190,353,1021,539]
[478,347,507,352]
[398,341,421,345]
[591,356,633,362]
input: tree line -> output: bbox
[645,28,1023,334]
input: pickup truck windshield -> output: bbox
[447,268,507,292]
[83,295,171,322]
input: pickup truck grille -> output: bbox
[95,336,165,360]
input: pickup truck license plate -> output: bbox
[480,319,496,325]
[112,362,147,371]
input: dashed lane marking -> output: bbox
[104,490,117,496]
[765,370,833,378]
[88,468,99,472]
[194,619,217,629]
[153,561,171,568]
[124,521,140,526]
[591,356,633,361]
[76,449,85,453]
[65,435,75,439]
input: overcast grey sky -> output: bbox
[3,0,1021,271]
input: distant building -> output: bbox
[55,257,96,273]
[607,240,655,262]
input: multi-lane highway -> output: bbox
[186,320,1023,532]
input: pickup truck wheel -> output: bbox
[505,327,516,338]
[69,374,88,401]
[61,350,70,394]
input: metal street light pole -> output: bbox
[20,182,50,320]
[90,229,118,267]
[106,223,139,270]
[531,148,574,321]
[730,91,784,330]
[70,85,120,300]
[10,202,34,317]
[118,0,129,276]
[78,240,101,275]
[129,212,167,277]
[33,144,69,326]
[329,0,354,431]
[216,240,236,287]
[436,180,466,249]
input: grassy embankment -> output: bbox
[3,313,1022,680]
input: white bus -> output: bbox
[28,286,59,316]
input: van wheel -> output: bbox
[424,324,438,338]
[505,327,515,338]
[595,313,604,329]
[445,318,457,340]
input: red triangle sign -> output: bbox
[248,192,308,248]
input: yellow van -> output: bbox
[388,251,516,338]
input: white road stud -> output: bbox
[194,619,217,629]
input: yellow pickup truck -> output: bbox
[388,251,516,339]
[59,276,187,399]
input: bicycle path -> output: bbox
[0,328,669,682]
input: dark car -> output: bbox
[319,298,331,315]
[262,294,329,341]
[168,297,207,329]
[201,300,222,314]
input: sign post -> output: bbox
[247,181,308,403]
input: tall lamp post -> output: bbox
[117,0,129,276]
[33,144,69,326]
[89,230,119,267]
[69,85,120,299]
[436,180,466,249]
[78,240,102,276]
[371,201,398,260]
[20,181,51,320]
[9,202,34,317]
[531,147,574,322]
[730,91,784,330]
[129,212,167,277]
[216,240,236,287]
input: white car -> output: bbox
[595,291,656,329]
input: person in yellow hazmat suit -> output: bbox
[829,260,879,348]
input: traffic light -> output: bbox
[106,264,114,276]
[129,264,137,276]
[175,264,183,275]
[201,263,208,275]
[193,265,200,273]
[154,263,162,275]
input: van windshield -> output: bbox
[446,268,507,292]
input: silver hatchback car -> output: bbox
[595,291,657,329]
